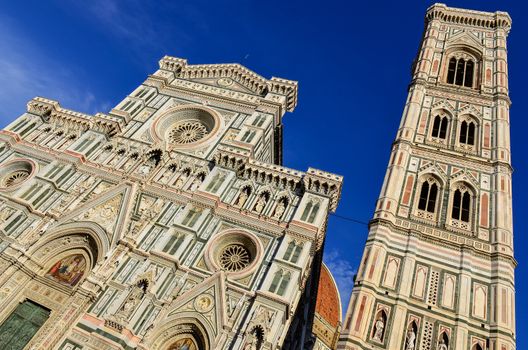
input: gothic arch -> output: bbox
[28,221,110,268]
[456,114,479,149]
[147,314,213,350]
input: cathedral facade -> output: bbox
[0,56,343,349]
[339,4,515,350]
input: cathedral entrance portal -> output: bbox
[0,300,50,350]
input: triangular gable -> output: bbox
[431,99,455,114]
[458,104,482,118]
[167,271,228,339]
[419,162,448,184]
[190,77,257,95]
[447,31,483,51]
[450,168,479,188]
[59,182,137,248]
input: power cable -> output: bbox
[329,212,369,226]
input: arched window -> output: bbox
[459,120,476,145]
[269,270,291,296]
[418,180,438,213]
[283,241,295,261]
[277,272,291,296]
[451,188,471,222]
[472,344,483,350]
[181,208,202,227]
[300,202,312,221]
[447,57,456,84]
[241,130,257,143]
[163,234,185,255]
[437,332,449,350]
[205,172,225,193]
[446,56,475,87]
[269,271,282,293]
[431,115,448,139]
[300,200,321,224]
[283,241,303,263]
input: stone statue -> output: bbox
[174,176,185,189]
[0,207,14,222]
[405,328,416,350]
[272,201,285,219]
[190,177,202,191]
[139,164,151,175]
[372,316,385,341]
[243,332,258,350]
[254,194,267,214]
[161,169,174,183]
[235,189,249,208]
[117,286,144,320]
[438,339,448,350]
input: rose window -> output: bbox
[153,106,221,148]
[0,159,34,190]
[219,244,251,272]
[168,121,209,145]
[2,170,30,188]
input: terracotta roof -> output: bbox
[315,263,342,328]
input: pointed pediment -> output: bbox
[458,104,482,118]
[419,162,448,184]
[191,77,257,95]
[431,99,455,115]
[59,183,137,247]
[167,271,228,337]
[450,168,479,188]
[447,30,483,51]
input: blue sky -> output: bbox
[1,0,526,345]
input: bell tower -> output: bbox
[339,4,515,350]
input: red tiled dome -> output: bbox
[315,263,342,328]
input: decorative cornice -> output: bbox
[426,3,512,33]
[27,97,122,137]
[158,56,298,112]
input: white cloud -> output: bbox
[323,249,357,318]
[0,17,107,126]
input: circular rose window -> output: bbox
[152,105,221,149]
[168,121,209,144]
[2,170,29,187]
[205,229,263,278]
[0,159,35,191]
[219,244,251,272]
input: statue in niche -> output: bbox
[272,200,286,219]
[235,188,250,208]
[243,332,258,350]
[97,146,112,161]
[243,327,264,350]
[174,170,189,189]
[47,254,86,286]
[253,193,268,214]
[405,328,416,350]
[160,168,174,184]
[109,154,121,166]
[116,280,147,320]
[190,174,205,191]
[438,338,448,350]
[372,314,385,342]
[139,163,152,175]
[0,207,14,221]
